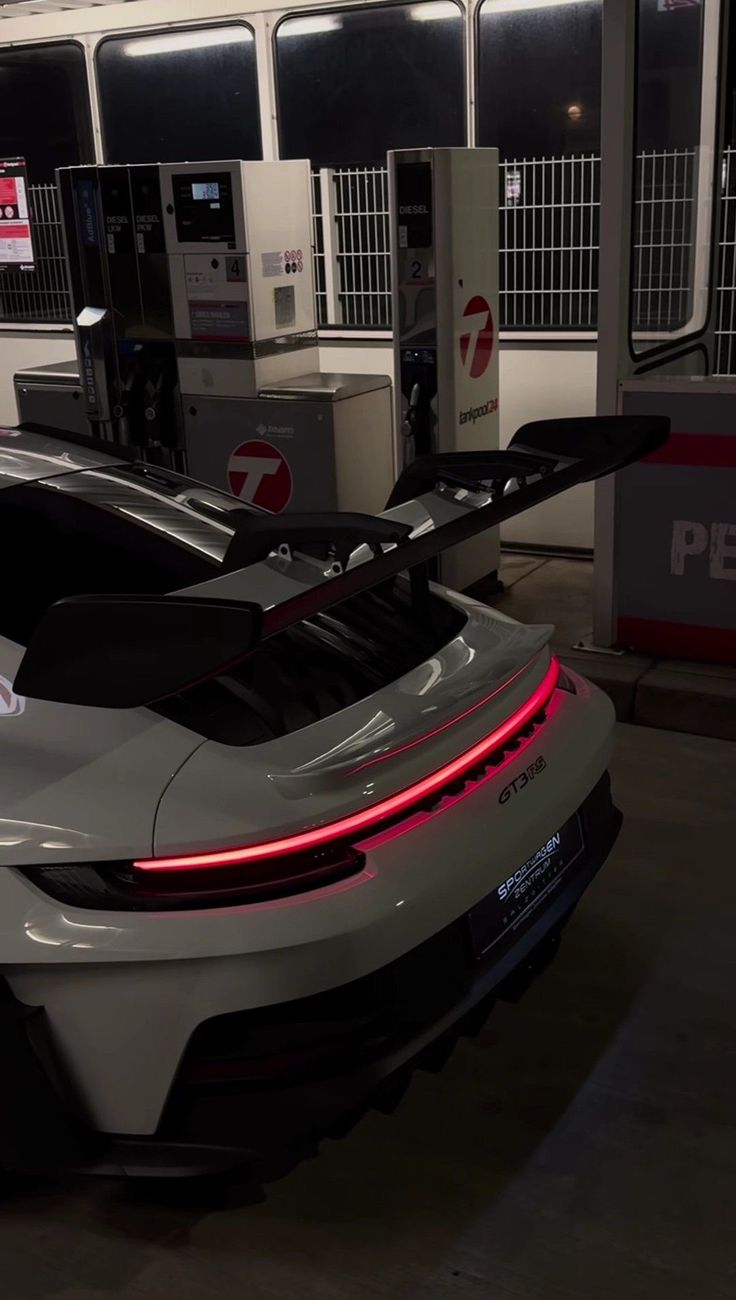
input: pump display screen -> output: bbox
[173,171,236,246]
[192,182,220,203]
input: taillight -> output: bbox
[20,843,365,913]
[135,655,559,869]
[21,656,559,911]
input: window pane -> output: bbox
[0,43,93,183]
[97,25,261,165]
[477,0,602,160]
[276,3,465,167]
[727,20,736,149]
[630,0,706,352]
[478,2,601,333]
[636,0,703,152]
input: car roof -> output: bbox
[0,426,121,487]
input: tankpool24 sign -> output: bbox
[0,159,35,273]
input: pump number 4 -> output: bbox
[226,257,246,283]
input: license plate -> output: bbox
[468,816,585,962]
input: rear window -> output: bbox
[0,466,230,645]
[1,463,464,743]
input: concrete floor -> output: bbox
[489,556,736,740]
[2,722,736,1300]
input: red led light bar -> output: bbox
[135,656,560,874]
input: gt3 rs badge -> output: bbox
[0,674,24,717]
[499,755,546,803]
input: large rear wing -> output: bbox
[259,414,668,638]
[15,414,668,708]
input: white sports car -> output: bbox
[0,413,666,1181]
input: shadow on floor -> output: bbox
[0,906,648,1300]
[1,734,735,1299]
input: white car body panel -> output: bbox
[0,423,639,1163]
[0,426,122,484]
[153,599,554,854]
[0,635,204,864]
[8,673,613,1134]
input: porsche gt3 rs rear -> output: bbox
[0,413,667,1179]
[4,620,618,1178]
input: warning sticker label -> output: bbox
[0,161,34,270]
[189,301,250,343]
[262,250,285,278]
[274,285,296,330]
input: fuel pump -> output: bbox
[389,147,501,589]
[52,160,319,468]
[18,160,394,516]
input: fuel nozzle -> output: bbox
[140,369,168,443]
[136,348,180,452]
[111,357,140,441]
[402,382,421,443]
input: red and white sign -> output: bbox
[0,179,18,207]
[459,295,495,379]
[227,440,293,512]
[0,160,34,271]
[616,431,736,663]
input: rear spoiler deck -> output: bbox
[14,415,669,708]
[259,414,668,639]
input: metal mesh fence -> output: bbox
[331,167,391,327]
[317,153,697,336]
[314,157,606,332]
[0,183,70,324]
[5,158,736,377]
[501,155,600,329]
[311,169,328,327]
[631,148,695,334]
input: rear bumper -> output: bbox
[5,673,614,1142]
[64,772,620,1179]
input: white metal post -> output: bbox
[82,34,105,165]
[319,168,343,328]
[593,0,637,647]
[255,12,280,163]
[687,0,723,346]
[467,0,478,149]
